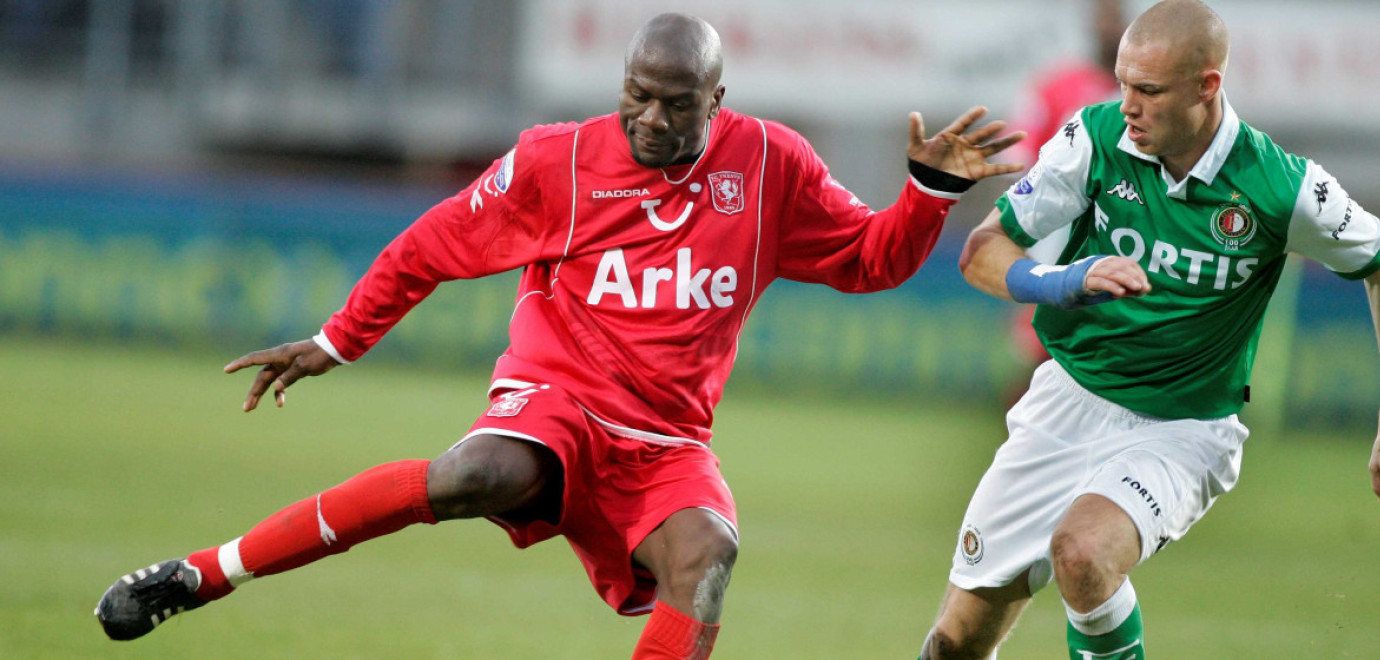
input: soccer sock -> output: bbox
[1065,578,1145,659]
[631,601,720,660]
[184,459,437,601]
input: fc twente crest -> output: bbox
[707,171,745,215]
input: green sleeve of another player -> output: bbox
[996,196,1040,248]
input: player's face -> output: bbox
[1115,39,1210,160]
[619,60,724,168]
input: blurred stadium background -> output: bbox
[2,1,1378,658]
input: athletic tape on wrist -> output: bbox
[1005,256,1115,309]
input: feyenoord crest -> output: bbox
[960,525,984,565]
[486,397,527,417]
[1210,204,1256,251]
[707,171,744,215]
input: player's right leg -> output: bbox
[1050,494,1144,660]
[629,508,739,659]
[95,434,559,641]
[920,577,1030,660]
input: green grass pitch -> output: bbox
[2,337,1376,658]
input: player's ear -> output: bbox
[708,85,725,119]
[1199,70,1222,103]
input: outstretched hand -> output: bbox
[909,107,1026,182]
[224,339,340,412]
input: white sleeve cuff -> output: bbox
[908,175,965,201]
[313,330,351,365]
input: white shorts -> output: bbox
[949,361,1248,593]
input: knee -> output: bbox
[658,522,738,619]
[1050,527,1106,588]
[667,527,738,590]
[426,436,552,520]
[426,449,494,519]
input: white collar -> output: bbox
[661,118,712,185]
[1117,96,1239,197]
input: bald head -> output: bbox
[1115,0,1230,172]
[625,13,723,88]
[618,14,727,168]
[1124,0,1229,75]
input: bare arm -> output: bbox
[958,209,1029,300]
[1366,270,1380,499]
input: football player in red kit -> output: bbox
[96,12,1023,658]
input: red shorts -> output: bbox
[458,381,738,615]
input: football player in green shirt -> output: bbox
[919,1,1380,658]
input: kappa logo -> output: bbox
[707,171,745,215]
[1107,179,1145,205]
[1314,180,1329,214]
[1155,535,1172,553]
[1063,120,1079,145]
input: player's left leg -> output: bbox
[96,435,561,641]
[628,508,738,660]
[1051,494,1144,659]
[95,458,440,640]
[921,576,1032,659]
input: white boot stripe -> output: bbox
[150,613,161,626]
[122,575,135,585]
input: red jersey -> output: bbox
[319,109,960,444]
[1009,61,1119,166]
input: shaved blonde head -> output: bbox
[1124,0,1229,75]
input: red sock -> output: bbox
[631,601,720,660]
[185,459,436,601]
